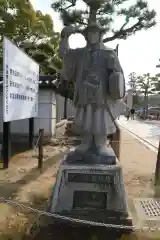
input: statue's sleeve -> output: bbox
[107,50,126,99]
[61,49,76,82]
[107,50,123,73]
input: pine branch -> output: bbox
[103,20,140,43]
[52,0,156,43]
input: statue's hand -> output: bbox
[61,26,77,39]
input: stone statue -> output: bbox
[50,3,131,225]
[59,21,126,158]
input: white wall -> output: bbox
[56,94,65,122]
[67,98,75,117]
[56,95,75,121]
[0,89,56,137]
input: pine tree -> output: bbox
[52,0,156,43]
[0,0,61,73]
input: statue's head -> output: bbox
[83,22,104,45]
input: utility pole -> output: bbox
[128,72,137,109]
[128,72,136,91]
[155,62,160,185]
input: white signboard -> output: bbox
[3,37,39,122]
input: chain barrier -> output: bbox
[0,196,160,232]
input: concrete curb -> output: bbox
[119,124,158,153]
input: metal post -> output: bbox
[38,128,44,171]
[3,121,11,169]
[29,117,34,149]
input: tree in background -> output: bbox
[129,73,158,117]
[136,74,152,109]
[128,72,160,98]
[0,0,61,74]
[137,73,159,97]
[154,73,160,93]
[52,0,156,43]
[127,72,140,108]
[132,93,142,107]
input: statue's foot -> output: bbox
[96,145,111,156]
[75,134,92,153]
[95,144,116,164]
[95,136,114,157]
[75,143,90,153]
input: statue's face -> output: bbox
[86,29,100,45]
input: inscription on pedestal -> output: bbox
[68,173,114,184]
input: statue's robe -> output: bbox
[61,44,125,136]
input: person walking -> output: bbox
[130,108,135,120]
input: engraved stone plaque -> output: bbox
[73,190,107,209]
[68,173,114,184]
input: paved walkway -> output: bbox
[118,116,160,149]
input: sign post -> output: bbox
[29,117,34,149]
[3,121,10,169]
[3,37,39,168]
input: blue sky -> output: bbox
[31,0,160,81]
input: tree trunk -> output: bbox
[63,97,68,119]
[155,141,160,185]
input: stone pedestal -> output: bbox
[49,149,132,228]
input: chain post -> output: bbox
[38,129,44,171]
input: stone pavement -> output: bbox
[118,116,160,149]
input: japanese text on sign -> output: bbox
[3,37,39,122]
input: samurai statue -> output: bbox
[59,18,126,158]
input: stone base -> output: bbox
[49,152,132,229]
[66,144,116,165]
